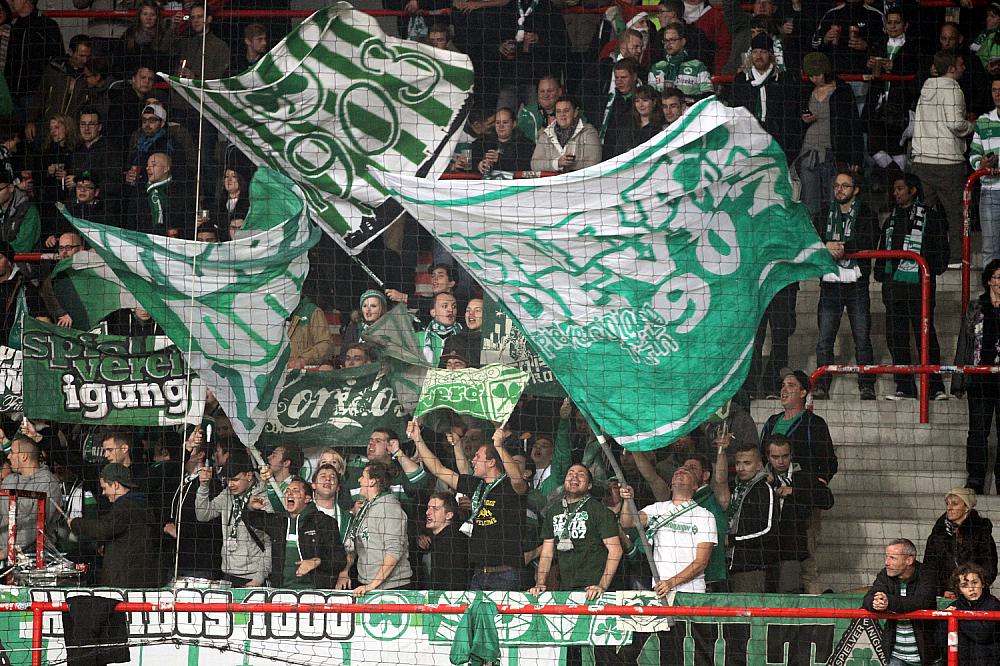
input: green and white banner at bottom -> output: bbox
[1,587,943,665]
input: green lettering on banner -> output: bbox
[20,317,206,426]
[1,588,950,665]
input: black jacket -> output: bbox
[923,509,998,597]
[767,464,834,561]
[796,80,864,167]
[69,490,163,588]
[953,293,999,395]
[760,410,839,484]
[874,200,950,282]
[812,198,880,281]
[728,69,801,158]
[244,504,346,589]
[954,591,1000,665]
[470,131,536,173]
[728,473,778,574]
[862,561,943,664]
[424,522,470,590]
[4,9,64,98]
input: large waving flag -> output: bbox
[46,250,140,331]
[380,99,836,451]
[61,168,320,445]
[165,2,473,253]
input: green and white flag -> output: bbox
[61,168,320,445]
[165,2,474,253]
[261,364,409,448]
[47,250,140,331]
[381,99,836,451]
[21,317,206,426]
[414,364,530,423]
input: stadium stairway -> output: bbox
[751,256,1000,592]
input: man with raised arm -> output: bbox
[613,467,717,664]
[408,419,527,591]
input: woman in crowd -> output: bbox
[954,259,1000,494]
[630,87,663,148]
[951,563,1000,665]
[923,487,998,598]
[339,290,387,363]
[119,0,172,76]
[471,107,534,176]
[32,114,79,246]
[216,168,251,238]
[795,52,860,216]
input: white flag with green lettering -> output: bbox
[165,2,473,253]
[62,168,320,445]
[381,99,836,451]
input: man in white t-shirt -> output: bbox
[616,467,717,664]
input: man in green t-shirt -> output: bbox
[530,464,622,666]
[530,464,622,596]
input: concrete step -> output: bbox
[828,471,967,495]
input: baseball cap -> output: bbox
[141,103,167,122]
[100,463,139,488]
[779,367,812,392]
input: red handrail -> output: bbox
[962,168,1000,313]
[839,250,931,420]
[13,598,1000,666]
[440,170,559,179]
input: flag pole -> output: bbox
[350,254,385,288]
[596,434,661,582]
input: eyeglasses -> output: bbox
[58,244,82,251]
[664,37,683,43]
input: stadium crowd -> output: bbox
[3,0,1000,662]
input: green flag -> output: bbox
[164,2,474,253]
[21,317,205,425]
[262,364,408,448]
[414,364,530,423]
[362,303,431,412]
[48,250,140,331]
[381,99,836,451]
[61,168,320,445]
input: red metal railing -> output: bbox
[441,170,559,179]
[962,168,1000,312]
[1,490,47,581]
[831,250,932,418]
[8,599,1000,666]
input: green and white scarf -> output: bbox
[426,319,462,338]
[645,499,700,540]
[146,177,171,228]
[822,198,862,283]
[883,199,927,285]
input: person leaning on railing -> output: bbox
[953,260,1000,493]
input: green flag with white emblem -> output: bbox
[381,99,836,451]
[60,168,320,445]
[164,2,474,253]
[414,365,530,423]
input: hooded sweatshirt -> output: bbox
[912,75,974,165]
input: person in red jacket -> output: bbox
[680,0,731,74]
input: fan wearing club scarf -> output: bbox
[727,32,798,157]
[417,292,462,365]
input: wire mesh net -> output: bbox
[0,0,999,664]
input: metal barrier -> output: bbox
[7,598,999,666]
[962,168,1000,313]
[1,490,47,581]
[830,250,932,420]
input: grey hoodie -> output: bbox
[0,465,63,554]
[195,482,271,581]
